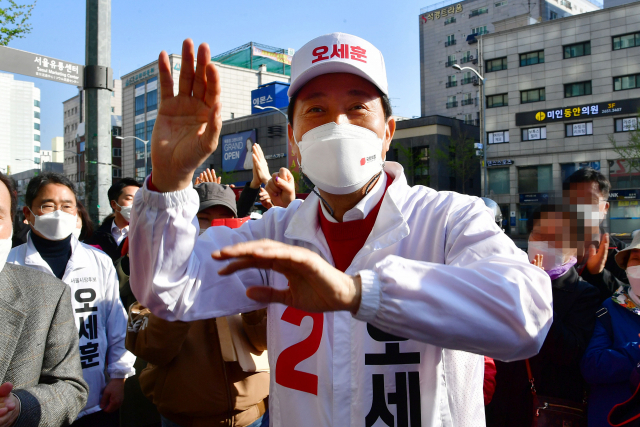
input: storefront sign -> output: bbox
[251,82,289,115]
[487,159,514,166]
[519,193,549,204]
[221,130,257,172]
[0,46,84,86]
[421,3,463,22]
[265,153,286,160]
[515,98,640,126]
[609,189,638,200]
[124,66,157,87]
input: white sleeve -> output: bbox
[128,179,271,322]
[354,197,553,362]
[104,262,136,378]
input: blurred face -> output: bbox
[197,205,235,231]
[567,182,609,214]
[23,183,77,239]
[0,182,12,240]
[287,73,395,167]
[529,211,576,251]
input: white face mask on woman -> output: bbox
[29,208,78,241]
[625,265,640,300]
[296,122,384,195]
[527,240,573,271]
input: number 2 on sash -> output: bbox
[275,307,324,395]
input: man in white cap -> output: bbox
[129,34,553,426]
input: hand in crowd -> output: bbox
[0,383,19,427]
[251,144,271,189]
[265,168,296,208]
[214,239,361,313]
[586,233,610,275]
[195,168,221,185]
[259,188,274,210]
[531,254,544,270]
[150,39,222,193]
[99,378,126,413]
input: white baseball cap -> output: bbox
[288,32,388,98]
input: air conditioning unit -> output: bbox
[472,77,480,86]
[469,55,474,60]
[472,58,478,64]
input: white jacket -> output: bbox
[8,234,136,419]
[129,162,553,427]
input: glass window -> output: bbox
[470,7,488,16]
[34,123,40,130]
[472,26,488,35]
[135,123,145,141]
[444,16,456,24]
[488,167,510,194]
[34,100,40,107]
[520,50,544,66]
[615,117,638,132]
[113,148,122,157]
[565,122,593,136]
[613,32,640,50]
[550,11,558,19]
[487,93,508,108]
[34,134,40,141]
[34,146,40,153]
[34,111,40,119]
[147,77,158,111]
[488,131,509,144]
[521,88,545,103]
[34,157,40,164]
[521,127,547,140]
[446,95,457,108]
[518,165,552,194]
[563,41,591,59]
[146,120,155,145]
[614,74,639,91]
[486,57,507,72]
[495,0,508,6]
[564,81,592,98]
[135,82,145,116]
[113,168,122,178]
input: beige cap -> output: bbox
[615,232,640,269]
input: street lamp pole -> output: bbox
[453,62,487,197]
[115,136,150,180]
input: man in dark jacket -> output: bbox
[563,168,629,303]
[85,178,141,262]
[0,172,89,426]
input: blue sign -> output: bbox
[221,130,257,172]
[251,82,289,115]
[609,189,638,200]
[519,193,549,204]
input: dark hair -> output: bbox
[287,87,393,128]
[562,167,611,199]
[0,172,18,220]
[25,172,77,209]
[527,204,585,244]
[107,178,142,204]
[76,200,94,241]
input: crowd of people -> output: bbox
[0,32,639,427]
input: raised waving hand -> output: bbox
[151,39,222,192]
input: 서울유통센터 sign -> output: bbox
[515,98,640,127]
[0,46,83,87]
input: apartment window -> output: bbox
[614,117,638,132]
[444,16,456,25]
[135,123,145,142]
[447,95,457,108]
[550,11,558,19]
[113,168,122,178]
[488,130,509,144]
[34,134,40,142]
[521,88,545,103]
[34,157,40,164]
[470,7,488,17]
[495,0,508,6]
[461,93,475,105]
[113,148,122,157]
[488,168,510,194]
[34,100,40,107]
[564,81,592,98]
[445,34,456,47]
[565,121,593,136]
[230,112,235,119]
[135,82,145,116]
[487,93,508,108]
[463,113,474,125]
[461,51,472,63]
[446,54,457,67]
[563,41,591,59]
[34,123,40,130]
[518,165,552,194]
[461,71,475,85]
[613,32,640,50]
[446,75,457,88]
[614,74,639,91]
[520,50,544,66]
[111,107,114,113]
[522,126,547,140]
[471,26,488,36]
[560,0,572,8]
[147,77,158,111]
[34,111,40,119]
[486,57,507,72]
[34,146,40,153]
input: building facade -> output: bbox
[0,73,41,174]
[481,1,640,235]
[50,136,64,163]
[120,43,292,181]
[419,0,601,125]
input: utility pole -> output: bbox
[84,0,113,223]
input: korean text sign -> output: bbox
[515,98,640,126]
[222,130,257,172]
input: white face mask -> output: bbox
[296,122,384,195]
[625,265,640,298]
[29,209,78,241]
[528,240,573,271]
[0,227,13,271]
[72,228,82,240]
[116,203,132,222]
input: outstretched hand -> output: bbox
[213,239,362,313]
[251,144,271,188]
[195,168,221,185]
[0,382,19,427]
[586,233,610,275]
[150,39,222,192]
[531,254,544,270]
[265,168,296,208]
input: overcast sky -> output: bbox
[4,0,439,150]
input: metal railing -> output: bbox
[445,59,457,67]
[461,77,474,85]
[445,40,457,47]
[461,98,477,106]
[444,17,456,25]
[446,81,458,88]
[446,101,458,108]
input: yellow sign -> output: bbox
[422,3,463,22]
[535,112,546,121]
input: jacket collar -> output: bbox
[25,233,90,279]
[551,265,580,291]
[0,265,26,380]
[284,162,411,268]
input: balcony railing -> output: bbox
[444,17,456,25]
[445,40,457,47]
[460,56,473,64]
[461,98,477,106]
[445,59,457,67]
[446,81,458,88]
[446,101,458,109]
[469,9,488,17]
[464,119,480,126]
[461,77,474,85]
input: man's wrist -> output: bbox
[151,174,194,193]
[349,275,362,314]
